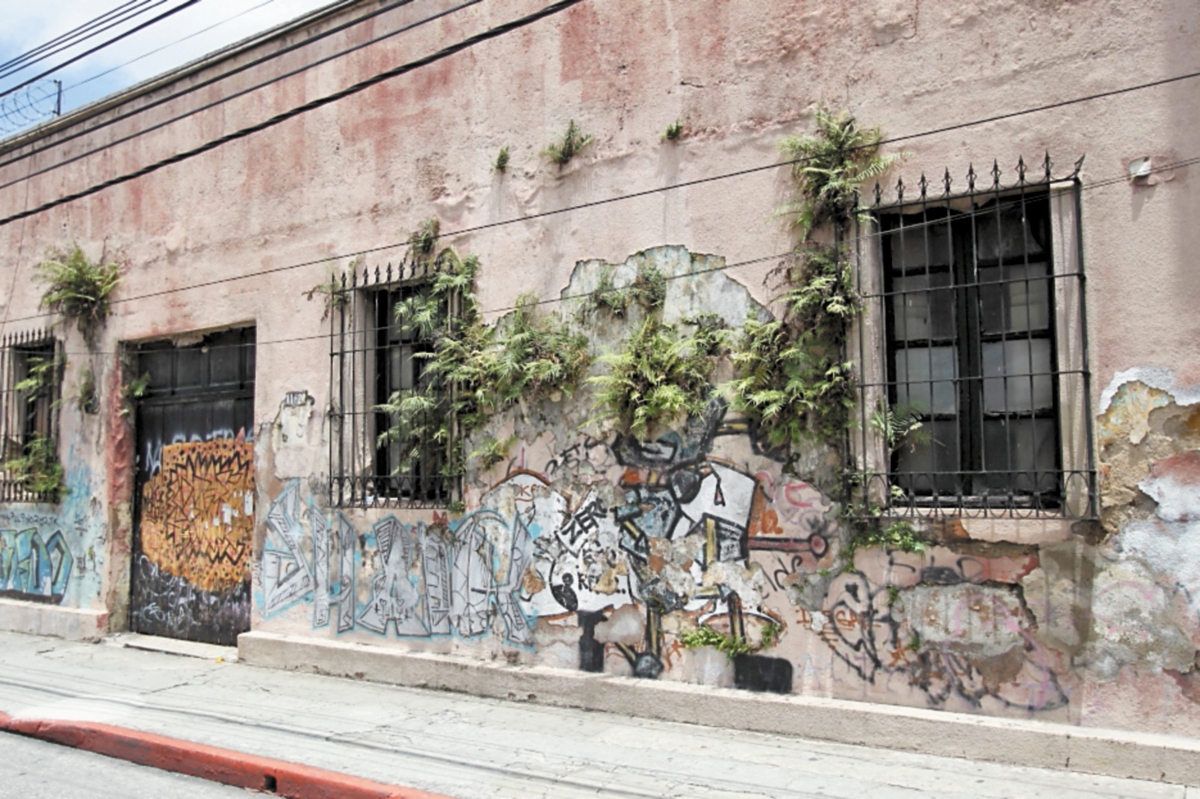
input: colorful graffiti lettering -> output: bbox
[0,527,73,603]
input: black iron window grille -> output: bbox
[0,330,63,503]
[328,257,456,509]
[851,155,1097,519]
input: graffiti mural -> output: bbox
[132,435,255,646]
[256,391,1079,712]
[262,482,536,645]
[0,523,72,604]
[138,437,255,592]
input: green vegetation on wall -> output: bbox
[726,106,898,463]
[588,314,725,440]
[376,240,590,479]
[541,119,593,166]
[6,353,67,498]
[35,245,121,342]
[4,434,66,498]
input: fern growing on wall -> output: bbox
[588,315,726,440]
[35,245,121,342]
[726,106,899,460]
[376,247,590,478]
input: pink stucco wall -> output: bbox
[1,0,1198,735]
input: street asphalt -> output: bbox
[0,630,1194,799]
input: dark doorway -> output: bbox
[129,327,255,646]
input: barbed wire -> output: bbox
[0,80,60,137]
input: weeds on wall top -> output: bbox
[35,245,121,342]
[541,119,593,166]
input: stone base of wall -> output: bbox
[239,630,1200,787]
[0,599,108,641]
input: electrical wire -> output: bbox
[31,154,1196,359]
[61,0,278,96]
[0,1,170,85]
[0,0,590,229]
[0,0,419,171]
[0,0,154,77]
[0,0,207,101]
[0,34,1196,237]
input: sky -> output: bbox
[0,0,336,136]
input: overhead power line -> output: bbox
[0,0,168,82]
[0,0,1194,332]
[0,0,587,228]
[14,151,1196,348]
[0,0,153,76]
[0,0,420,171]
[62,0,278,96]
[0,0,207,102]
[39,149,1200,357]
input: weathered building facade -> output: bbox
[0,0,1198,740]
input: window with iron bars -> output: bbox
[851,156,1096,519]
[0,330,63,503]
[328,260,456,509]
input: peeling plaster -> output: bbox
[1099,367,1200,415]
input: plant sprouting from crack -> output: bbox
[870,399,931,457]
[777,105,901,242]
[589,314,726,440]
[409,218,441,263]
[541,119,593,166]
[679,622,780,660]
[494,145,510,172]
[841,520,926,565]
[303,256,360,321]
[73,366,98,414]
[583,262,666,319]
[120,371,151,418]
[35,245,121,342]
[470,435,519,471]
[662,119,683,142]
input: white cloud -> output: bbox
[0,0,337,112]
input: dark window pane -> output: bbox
[981,418,1057,495]
[174,347,203,390]
[887,218,953,270]
[892,272,955,341]
[895,420,960,496]
[974,201,1047,262]
[979,263,1051,334]
[981,339,1054,412]
[895,346,958,415]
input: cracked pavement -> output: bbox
[0,631,1194,799]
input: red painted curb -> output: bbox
[0,711,451,799]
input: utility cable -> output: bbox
[32,153,1197,359]
[0,0,418,171]
[0,1,169,85]
[61,0,278,97]
[0,43,1196,237]
[0,0,587,229]
[0,0,154,77]
[0,0,207,102]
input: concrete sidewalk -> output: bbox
[0,630,1194,799]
